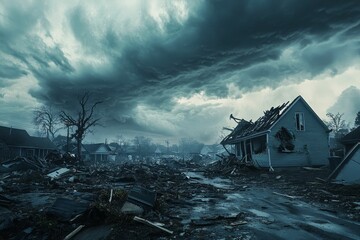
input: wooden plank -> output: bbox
[133,216,173,234]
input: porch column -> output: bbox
[266,133,274,172]
[243,140,247,162]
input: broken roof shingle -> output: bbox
[0,126,56,150]
[341,126,360,145]
[221,101,290,145]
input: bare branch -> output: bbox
[59,92,102,161]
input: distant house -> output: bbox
[221,96,330,169]
[0,126,57,161]
[155,147,162,155]
[200,145,227,160]
[83,143,115,162]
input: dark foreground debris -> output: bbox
[0,154,359,239]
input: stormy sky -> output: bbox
[1,0,360,144]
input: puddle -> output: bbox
[225,193,244,200]
[185,171,233,189]
[248,209,271,218]
[307,222,360,239]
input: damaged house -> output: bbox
[83,143,115,162]
[328,126,360,184]
[0,125,56,161]
[221,96,330,169]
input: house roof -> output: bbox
[341,126,360,144]
[30,136,57,150]
[0,126,30,146]
[328,142,360,181]
[83,143,111,154]
[221,96,329,144]
[0,125,56,149]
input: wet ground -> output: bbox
[172,171,360,240]
[1,160,359,239]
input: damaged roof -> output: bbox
[221,101,290,145]
[341,126,360,145]
[83,143,112,154]
[221,96,328,145]
[0,126,56,150]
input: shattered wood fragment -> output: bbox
[70,213,83,223]
[109,189,113,203]
[230,220,248,226]
[133,216,173,234]
[272,191,299,200]
[316,177,326,183]
[303,167,323,171]
[47,168,71,180]
[64,225,85,240]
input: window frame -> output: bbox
[295,112,305,131]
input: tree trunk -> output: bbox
[77,139,82,164]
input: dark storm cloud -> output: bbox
[2,0,360,139]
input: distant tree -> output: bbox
[33,105,62,140]
[324,112,349,137]
[355,111,360,127]
[60,92,102,161]
[179,138,204,158]
[132,136,154,158]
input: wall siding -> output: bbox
[335,149,360,184]
[268,99,329,167]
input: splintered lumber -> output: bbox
[303,167,323,171]
[273,191,299,200]
[133,216,173,234]
[109,189,113,203]
[64,225,85,240]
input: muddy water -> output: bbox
[177,172,360,239]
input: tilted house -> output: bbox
[221,96,330,169]
[0,126,57,161]
[328,126,360,184]
[328,142,360,184]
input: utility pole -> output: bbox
[66,122,70,153]
[165,140,169,154]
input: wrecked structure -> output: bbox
[328,142,360,184]
[221,96,330,169]
[328,126,360,184]
[0,126,57,161]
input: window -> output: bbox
[295,112,305,131]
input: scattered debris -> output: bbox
[47,198,90,221]
[133,216,173,234]
[0,153,359,239]
[47,167,71,180]
[273,191,299,200]
[64,224,86,240]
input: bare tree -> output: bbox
[324,112,349,136]
[133,136,153,158]
[33,105,62,140]
[355,111,360,127]
[60,92,102,161]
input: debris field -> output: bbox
[0,155,359,240]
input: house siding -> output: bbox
[335,149,360,184]
[266,99,329,167]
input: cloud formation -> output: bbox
[1,0,360,143]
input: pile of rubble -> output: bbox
[0,153,359,239]
[0,154,187,239]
